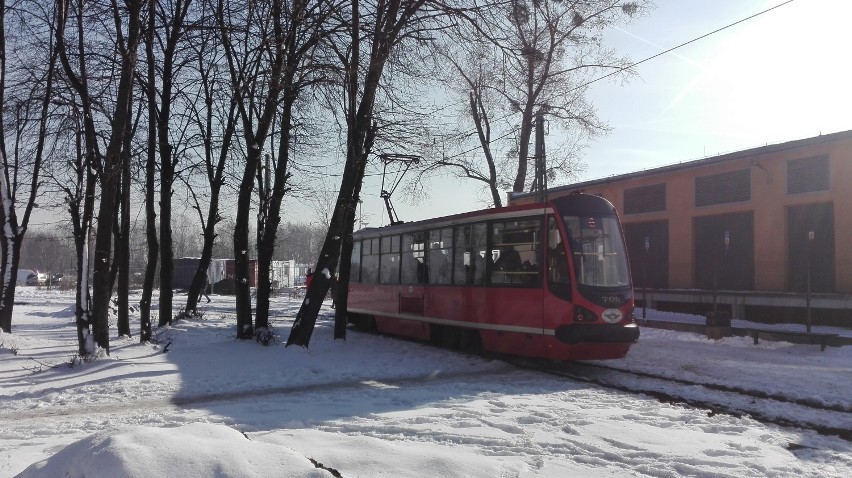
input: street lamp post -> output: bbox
[806,230,814,334]
[643,236,649,324]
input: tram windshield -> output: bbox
[562,215,630,288]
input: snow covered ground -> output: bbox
[1,288,850,477]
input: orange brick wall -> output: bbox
[511,131,852,293]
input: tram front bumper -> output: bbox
[554,323,640,344]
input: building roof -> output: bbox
[510,129,852,201]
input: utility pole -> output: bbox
[533,110,547,203]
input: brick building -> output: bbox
[509,130,852,323]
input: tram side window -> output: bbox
[361,237,380,284]
[380,235,401,284]
[453,223,486,286]
[428,228,453,285]
[490,217,541,285]
[351,240,362,283]
[401,232,426,284]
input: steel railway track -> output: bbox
[506,357,852,442]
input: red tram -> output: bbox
[347,192,640,360]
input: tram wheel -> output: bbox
[459,329,482,355]
[350,313,376,332]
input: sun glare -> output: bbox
[700,0,852,140]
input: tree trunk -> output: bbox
[0,173,18,333]
[469,91,502,208]
[154,0,190,327]
[233,148,260,339]
[91,161,120,353]
[0,235,20,334]
[72,212,93,356]
[158,144,174,327]
[140,0,158,341]
[289,0,416,347]
[183,102,234,317]
[116,124,132,337]
[513,103,535,193]
[66,124,98,356]
[221,0,289,340]
[89,0,146,354]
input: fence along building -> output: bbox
[509,129,852,324]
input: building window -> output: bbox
[624,183,666,214]
[695,169,750,206]
[787,155,829,194]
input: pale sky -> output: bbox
[26,1,852,235]
[355,0,852,227]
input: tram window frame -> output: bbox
[351,240,362,283]
[453,223,486,286]
[401,232,427,284]
[380,235,401,284]
[546,215,572,300]
[361,237,380,284]
[488,217,542,287]
[427,227,453,285]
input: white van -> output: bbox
[28,271,48,286]
[17,269,36,286]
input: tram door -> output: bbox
[488,217,545,357]
[543,216,572,353]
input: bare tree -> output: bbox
[215,0,287,339]
[137,0,194,327]
[288,0,439,346]
[425,41,510,206]
[216,0,343,340]
[180,4,238,318]
[113,104,138,337]
[423,0,648,202]
[251,0,345,342]
[56,0,147,354]
[0,1,60,333]
[139,0,158,341]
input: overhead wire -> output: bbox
[581,0,797,90]
[309,2,800,183]
[440,0,797,162]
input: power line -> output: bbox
[305,3,800,184]
[442,0,797,161]
[583,0,797,90]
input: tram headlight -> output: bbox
[574,305,597,323]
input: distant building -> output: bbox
[174,257,306,290]
[510,130,852,323]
